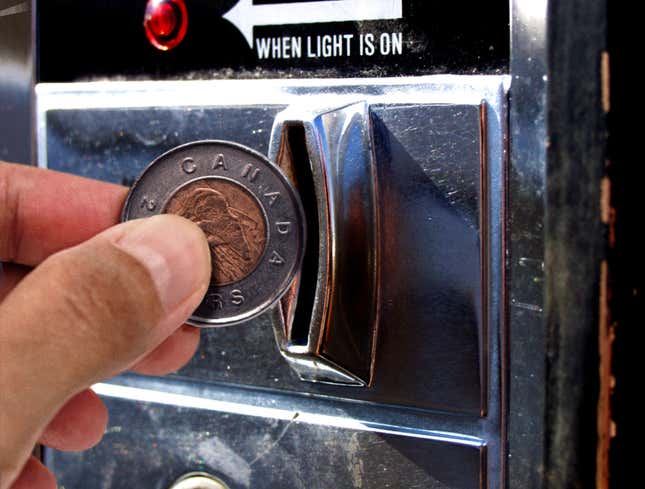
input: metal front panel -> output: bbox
[46,394,485,489]
[506,1,548,486]
[37,76,507,488]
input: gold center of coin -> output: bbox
[165,178,267,285]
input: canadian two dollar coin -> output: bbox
[122,140,305,327]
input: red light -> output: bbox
[144,0,188,51]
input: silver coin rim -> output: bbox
[121,139,306,327]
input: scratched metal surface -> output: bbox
[38,78,506,416]
[505,0,548,487]
[45,396,484,489]
[43,106,281,186]
[38,77,506,489]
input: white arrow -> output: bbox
[223,0,403,48]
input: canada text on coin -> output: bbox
[121,140,305,327]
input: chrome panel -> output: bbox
[46,382,486,489]
[38,76,507,488]
[36,76,507,414]
[507,0,548,487]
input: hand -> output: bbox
[0,163,211,489]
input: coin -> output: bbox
[121,140,305,327]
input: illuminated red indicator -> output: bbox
[149,2,176,37]
[144,0,188,51]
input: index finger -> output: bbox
[0,162,128,266]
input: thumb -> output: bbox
[0,215,210,486]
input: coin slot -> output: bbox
[269,102,379,385]
[282,123,319,346]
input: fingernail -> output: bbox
[116,215,210,310]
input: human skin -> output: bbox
[0,162,211,489]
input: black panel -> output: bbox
[607,0,640,486]
[37,0,509,82]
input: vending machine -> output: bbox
[1,0,623,488]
